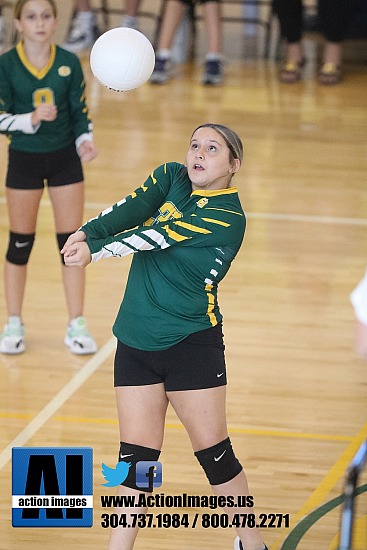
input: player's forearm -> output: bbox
[0,112,40,134]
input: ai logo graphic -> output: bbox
[136,461,162,491]
[12,447,93,528]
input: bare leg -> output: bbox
[322,41,342,65]
[203,1,222,55]
[4,188,43,319]
[318,41,343,84]
[156,0,186,51]
[108,383,169,549]
[168,386,265,550]
[74,0,91,11]
[284,41,303,64]
[125,0,141,18]
[48,182,85,321]
[279,41,304,83]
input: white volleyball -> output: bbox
[90,27,155,92]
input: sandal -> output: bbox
[318,62,343,85]
[279,58,305,83]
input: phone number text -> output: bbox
[101,512,290,529]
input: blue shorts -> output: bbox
[6,144,84,189]
[114,324,227,391]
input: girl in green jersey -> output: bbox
[63,124,267,550]
[0,0,97,355]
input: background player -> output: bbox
[0,0,97,354]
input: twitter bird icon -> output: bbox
[102,460,132,487]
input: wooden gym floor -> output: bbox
[0,3,367,549]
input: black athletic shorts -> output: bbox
[6,144,84,189]
[114,323,227,391]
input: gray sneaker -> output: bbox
[150,55,174,84]
[120,15,139,30]
[201,57,224,86]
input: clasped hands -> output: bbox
[61,231,92,267]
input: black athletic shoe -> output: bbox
[201,58,223,86]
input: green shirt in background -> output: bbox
[0,43,92,152]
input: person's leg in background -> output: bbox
[63,1,146,53]
[201,0,224,85]
[48,181,97,355]
[150,0,224,85]
[62,0,100,53]
[0,187,43,354]
[149,0,187,83]
[121,0,142,30]
[273,0,304,83]
[317,0,351,84]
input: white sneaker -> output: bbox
[62,12,100,53]
[234,538,268,550]
[0,316,25,355]
[64,316,97,355]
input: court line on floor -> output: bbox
[0,411,354,442]
[246,212,367,226]
[271,420,367,550]
[0,337,116,472]
[1,197,367,226]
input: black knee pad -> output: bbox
[118,442,161,493]
[194,437,242,485]
[6,231,35,265]
[56,232,74,264]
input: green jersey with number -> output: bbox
[82,162,246,350]
[0,43,92,152]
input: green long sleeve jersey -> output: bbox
[82,162,246,350]
[0,43,92,152]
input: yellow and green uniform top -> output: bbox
[0,43,92,152]
[82,162,246,350]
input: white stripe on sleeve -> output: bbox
[0,112,39,133]
[141,229,170,249]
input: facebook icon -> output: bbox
[136,461,162,491]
